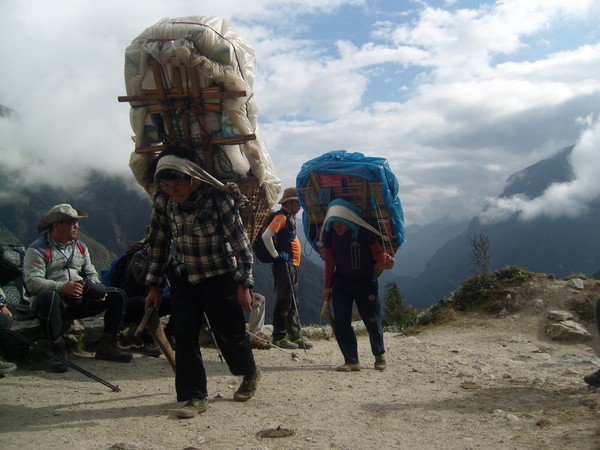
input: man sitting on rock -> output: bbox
[23,203,133,372]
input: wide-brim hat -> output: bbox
[37,203,88,233]
[278,187,299,204]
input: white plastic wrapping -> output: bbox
[124,16,280,205]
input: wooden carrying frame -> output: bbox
[118,56,256,156]
[119,53,269,242]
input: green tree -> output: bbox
[382,281,405,327]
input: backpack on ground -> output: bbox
[0,244,25,286]
[0,244,34,318]
[252,210,279,264]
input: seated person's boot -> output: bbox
[49,341,69,373]
[142,332,161,358]
[95,335,133,363]
[0,357,17,375]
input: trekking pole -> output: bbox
[284,262,308,354]
[7,330,121,392]
[203,313,224,363]
[247,330,300,361]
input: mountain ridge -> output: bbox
[398,146,600,308]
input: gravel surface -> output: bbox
[2,276,600,449]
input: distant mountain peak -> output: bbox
[501,146,574,199]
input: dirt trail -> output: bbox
[3,276,600,449]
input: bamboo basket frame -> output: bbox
[235,177,272,243]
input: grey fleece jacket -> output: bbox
[23,232,99,306]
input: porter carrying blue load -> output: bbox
[296,150,405,274]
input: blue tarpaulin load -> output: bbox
[296,150,405,261]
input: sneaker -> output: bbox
[291,337,313,349]
[272,338,298,349]
[249,338,271,350]
[336,362,361,372]
[175,397,208,419]
[0,359,17,375]
[374,354,387,371]
[95,335,133,363]
[583,368,600,387]
[233,366,261,402]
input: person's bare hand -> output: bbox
[320,300,330,321]
[237,286,253,312]
[383,254,395,270]
[61,280,84,297]
[145,285,162,311]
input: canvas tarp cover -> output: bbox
[296,150,405,257]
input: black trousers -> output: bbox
[169,271,256,402]
[34,287,127,343]
[271,260,301,341]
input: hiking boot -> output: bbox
[250,338,271,350]
[336,362,361,372]
[272,338,298,349]
[374,354,387,371]
[95,335,133,363]
[0,358,17,375]
[143,341,162,358]
[49,342,69,373]
[234,366,261,402]
[175,397,208,419]
[291,337,313,349]
[583,368,600,387]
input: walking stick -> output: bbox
[247,330,300,361]
[7,330,121,392]
[284,262,308,354]
[135,306,154,336]
[135,306,176,373]
[203,313,224,362]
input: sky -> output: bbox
[1,0,599,227]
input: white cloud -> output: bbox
[1,0,599,226]
[480,115,600,223]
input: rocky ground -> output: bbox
[2,274,600,449]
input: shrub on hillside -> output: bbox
[450,266,533,311]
